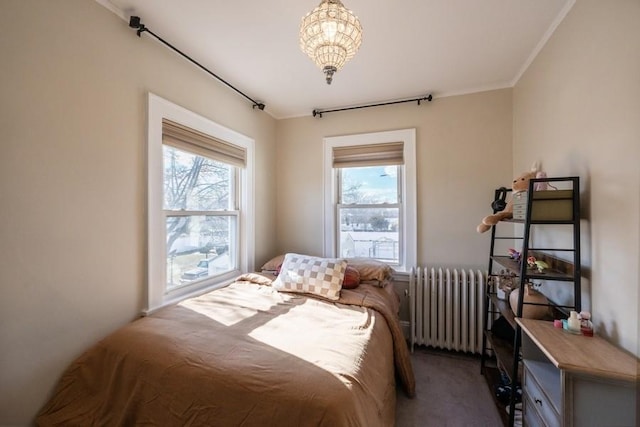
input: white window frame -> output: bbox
[323,129,417,272]
[147,93,254,313]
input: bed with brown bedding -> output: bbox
[37,271,415,427]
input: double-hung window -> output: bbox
[323,129,416,272]
[147,94,254,312]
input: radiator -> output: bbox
[409,267,485,354]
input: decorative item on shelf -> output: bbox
[508,248,521,262]
[494,269,518,300]
[532,171,548,191]
[526,255,549,273]
[579,311,594,336]
[509,283,550,319]
[512,187,573,222]
[567,310,582,334]
[300,0,363,84]
[532,171,559,191]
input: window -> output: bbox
[147,94,254,312]
[338,165,401,262]
[323,130,416,272]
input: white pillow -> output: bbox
[272,253,347,301]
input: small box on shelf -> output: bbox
[512,190,573,221]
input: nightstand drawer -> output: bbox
[523,394,546,427]
[523,361,560,427]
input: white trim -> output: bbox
[147,93,254,312]
[323,129,417,272]
[511,0,576,87]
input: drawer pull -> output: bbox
[535,398,543,406]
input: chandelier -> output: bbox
[299,0,363,84]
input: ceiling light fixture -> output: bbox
[300,0,363,85]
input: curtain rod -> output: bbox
[312,94,432,118]
[128,16,265,111]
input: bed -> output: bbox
[37,256,415,427]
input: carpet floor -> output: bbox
[396,347,503,427]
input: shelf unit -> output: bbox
[480,177,582,426]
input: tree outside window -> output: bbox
[163,146,236,289]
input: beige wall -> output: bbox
[0,0,277,423]
[276,89,513,269]
[513,0,640,355]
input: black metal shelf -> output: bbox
[480,176,581,427]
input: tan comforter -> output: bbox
[37,273,415,426]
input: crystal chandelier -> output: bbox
[299,0,363,84]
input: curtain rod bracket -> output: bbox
[128,16,265,112]
[417,94,433,105]
[312,94,433,118]
[128,16,146,36]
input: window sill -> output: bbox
[392,270,411,281]
[143,270,239,316]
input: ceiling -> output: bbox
[99,0,573,119]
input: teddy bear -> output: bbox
[476,166,541,233]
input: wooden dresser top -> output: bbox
[516,318,637,382]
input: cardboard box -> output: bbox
[512,190,573,221]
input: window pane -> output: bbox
[340,166,398,204]
[166,215,235,289]
[339,207,399,263]
[163,145,231,211]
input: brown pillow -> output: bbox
[260,254,285,272]
[360,279,390,288]
[346,258,393,282]
[342,265,361,289]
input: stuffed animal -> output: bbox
[476,165,540,233]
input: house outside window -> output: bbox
[323,129,416,272]
[147,94,254,312]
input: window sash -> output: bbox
[336,205,403,264]
[164,211,239,292]
[162,151,239,213]
[162,149,240,294]
[336,164,403,265]
[337,203,401,209]
[337,166,402,205]
[164,210,240,216]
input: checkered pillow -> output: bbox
[273,253,347,301]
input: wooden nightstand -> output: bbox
[516,318,637,427]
